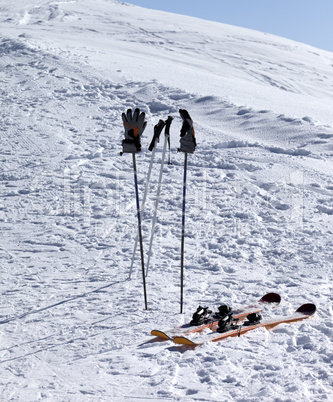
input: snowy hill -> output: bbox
[0,0,332,400]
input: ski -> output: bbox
[173,303,316,347]
[151,292,281,341]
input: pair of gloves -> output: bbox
[121,108,196,154]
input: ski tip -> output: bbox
[296,303,316,316]
[173,337,198,346]
[260,293,281,305]
[151,330,171,340]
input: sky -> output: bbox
[125,0,333,53]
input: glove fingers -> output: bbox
[126,108,133,122]
[180,123,190,137]
[179,109,192,122]
[137,111,146,126]
[122,112,127,124]
[132,108,140,122]
[141,121,147,134]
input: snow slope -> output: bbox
[0,0,332,400]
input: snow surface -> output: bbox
[0,0,332,400]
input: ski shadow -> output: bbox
[167,345,194,353]
[0,279,128,326]
[138,337,169,346]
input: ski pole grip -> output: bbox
[148,119,166,152]
[164,116,173,135]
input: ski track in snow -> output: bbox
[0,1,333,401]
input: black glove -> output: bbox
[179,109,196,153]
[121,108,147,153]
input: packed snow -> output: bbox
[0,0,332,400]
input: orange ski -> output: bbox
[173,303,316,347]
[151,292,280,340]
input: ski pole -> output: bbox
[180,152,188,314]
[146,116,173,277]
[128,147,155,279]
[128,120,165,279]
[178,109,196,314]
[132,153,148,310]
